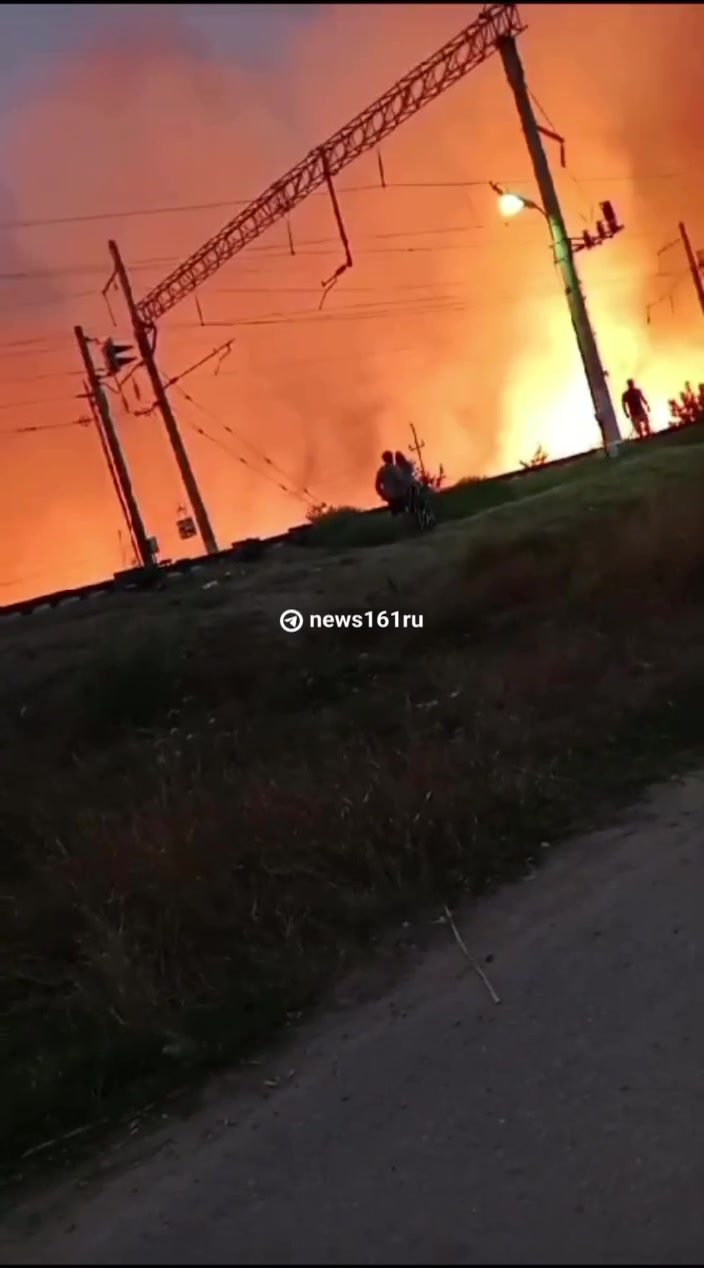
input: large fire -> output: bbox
[0,3,702,603]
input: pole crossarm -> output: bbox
[137,3,524,324]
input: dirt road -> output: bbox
[2,774,703,1265]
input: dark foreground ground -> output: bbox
[2,771,702,1266]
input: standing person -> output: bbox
[374,450,409,516]
[621,378,652,439]
[395,449,420,515]
[394,450,417,489]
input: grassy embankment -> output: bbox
[302,419,704,548]
[3,437,704,1176]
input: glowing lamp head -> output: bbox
[498,191,527,219]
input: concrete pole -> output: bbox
[498,35,622,456]
[678,221,704,319]
[75,326,154,570]
[107,240,219,555]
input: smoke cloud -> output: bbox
[0,3,701,601]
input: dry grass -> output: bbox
[4,442,704,1176]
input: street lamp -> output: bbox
[488,166,621,458]
[498,190,527,218]
[494,33,623,458]
[492,184,543,220]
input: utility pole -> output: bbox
[75,325,154,571]
[84,377,139,567]
[107,239,219,556]
[498,35,622,457]
[408,423,428,480]
[678,221,704,318]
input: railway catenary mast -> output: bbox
[133,3,620,457]
[136,4,524,325]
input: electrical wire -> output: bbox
[158,271,670,335]
[0,174,687,232]
[0,257,677,361]
[0,416,90,435]
[645,268,692,325]
[179,411,314,510]
[216,339,440,378]
[115,338,320,504]
[527,89,595,222]
[0,334,61,349]
[0,257,181,282]
[172,383,319,506]
[0,262,672,407]
[0,262,668,393]
[0,227,673,286]
[0,395,83,413]
[0,152,692,597]
[0,368,83,385]
[0,172,683,429]
[0,336,74,357]
[161,342,233,390]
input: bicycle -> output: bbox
[406,482,436,532]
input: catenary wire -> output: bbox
[0,173,687,231]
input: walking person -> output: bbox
[621,378,652,439]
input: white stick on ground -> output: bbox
[443,904,502,1005]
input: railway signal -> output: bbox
[102,338,137,378]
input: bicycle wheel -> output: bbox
[415,496,435,532]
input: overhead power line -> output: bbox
[172,383,319,506]
[0,174,687,233]
[10,267,665,347]
[0,263,659,379]
[0,416,90,435]
[0,258,663,397]
[159,341,234,392]
[0,395,82,413]
[152,270,669,335]
[0,369,83,385]
[0,254,669,371]
[0,227,671,293]
[181,417,313,510]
